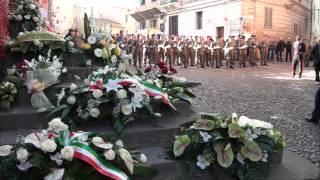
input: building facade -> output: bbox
[132,0,311,40]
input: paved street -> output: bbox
[178,62,320,165]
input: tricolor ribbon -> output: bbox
[89,76,176,110]
[55,131,129,180]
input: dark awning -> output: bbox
[130,8,162,21]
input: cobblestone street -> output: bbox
[178,62,320,165]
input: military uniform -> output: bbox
[133,37,144,68]
[228,38,236,68]
[144,38,150,66]
[240,38,248,67]
[180,40,189,68]
[248,36,258,66]
[260,37,269,66]
[213,40,222,68]
[165,40,174,68]
[173,40,180,66]
[198,41,206,68]
[149,37,158,66]
[204,41,212,66]
[188,40,196,66]
[158,39,165,62]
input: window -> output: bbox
[305,18,307,33]
[150,19,157,28]
[264,7,272,28]
[140,21,146,29]
[152,0,157,2]
[140,0,145,5]
[294,23,298,34]
[196,11,203,30]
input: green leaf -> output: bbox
[241,140,262,161]
[213,143,234,168]
[228,123,245,138]
[133,163,158,177]
[61,106,71,118]
[173,135,191,157]
[183,89,197,98]
[192,119,215,130]
[47,104,68,118]
[176,93,193,104]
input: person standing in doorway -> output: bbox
[292,35,305,78]
[311,37,320,84]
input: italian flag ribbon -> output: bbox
[89,76,104,89]
[56,131,129,180]
[90,76,176,110]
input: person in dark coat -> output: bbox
[285,38,292,62]
[312,37,320,84]
[305,87,320,124]
[276,37,285,62]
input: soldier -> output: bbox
[165,36,174,68]
[205,37,213,66]
[235,35,241,64]
[228,36,236,68]
[219,37,225,66]
[240,36,248,67]
[198,40,206,68]
[248,35,258,66]
[133,34,144,68]
[304,40,311,67]
[260,35,269,66]
[172,36,180,66]
[180,37,189,68]
[188,37,196,66]
[213,37,222,68]
[149,34,158,67]
[158,35,165,62]
[143,35,150,66]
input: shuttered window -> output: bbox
[264,7,272,28]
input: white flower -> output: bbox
[68,41,75,47]
[0,145,13,156]
[196,155,210,169]
[199,131,212,143]
[232,113,238,122]
[92,136,113,149]
[50,153,63,166]
[24,14,31,20]
[33,39,41,46]
[121,104,133,115]
[104,149,116,160]
[16,15,23,21]
[40,139,57,153]
[67,95,76,105]
[139,154,147,163]
[115,140,124,148]
[118,62,128,73]
[24,132,47,148]
[61,146,74,160]
[48,118,68,133]
[89,108,100,118]
[33,16,39,22]
[44,168,65,180]
[16,161,33,171]
[94,48,102,58]
[60,67,67,74]
[16,148,29,162]
[18,32,24,36]
[154,96,162,100]
[69,83,78,91]
[172,76,186,83]
[237,152,245,164]
[29,4,35,9]
[87,35,97,44]
[84,78,90,86]
[92,89,103,99]
[238,116,273,129]
[261,151,268,162]
[245,129,258,141]
[111,55,117,63]
[17,5,23,10]
[117,89,127,99]
[153,113,162,117]
[221,122,228,128]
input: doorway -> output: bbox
[169,15,178,35]
[216,26,224,38]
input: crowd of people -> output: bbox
[113,30,312,72]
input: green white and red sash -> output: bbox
[89,76,176,110]
[56,131,129,180]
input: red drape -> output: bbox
[0,0,9,59]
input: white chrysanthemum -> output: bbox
[29,4,36,9]
[92,89,103,99]
[115,140,124,148]
[104,149,116,160]
[94,48,102,58]
[61,67,67,73]
[17,5,23,10]
[67,95,76,105]
[0,145,13,157]
[117,89,127,99]
[40,139,57,153]
[33,16,39,22]
[87,35,97,44]
[121,104,133,115]
[33,39,41,46]
[68,41,75,47]
[24,14,31,20]
[111,55,117,63]
[16,15,23,21]
[48,118,68,133]
[89,108,100,118]
[16,148,29,162]
[69,83,78,91]
[139,154,147,163]
[61,146,74,160]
